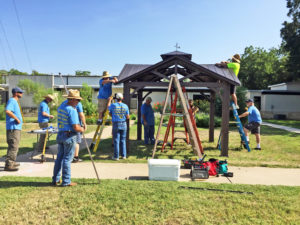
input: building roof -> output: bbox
[160,50,192,60]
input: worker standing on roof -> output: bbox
[97,71,118,125]
[215,54,241,109]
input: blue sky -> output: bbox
[0,0,289,76]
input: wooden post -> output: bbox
[123,83,131,154]
[209,90,215,142]
[137,90,143,140]
[220,83,230,157]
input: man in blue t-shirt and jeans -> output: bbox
[239,99,262,150]
[141,97,155,145]
[97,71,118,125]
[5,87,24,171]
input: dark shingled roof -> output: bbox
[160,51,192,60]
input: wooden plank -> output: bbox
[128,82,222,88]
[209,91,215,142]
[137,90,143,140]
[123,83,131,154]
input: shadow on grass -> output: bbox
[0,180,51,188]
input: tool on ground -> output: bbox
[83,133,101,184]
[179,186,254,195]
[217,101,251,152]
[152,75,203,158]
[40,129,49,163]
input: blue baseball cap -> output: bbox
[12,87,24,94]
[245,99,253,103]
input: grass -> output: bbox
[0,176,299,225]
[264,119,300,129]
[80,124,300,168]
[0,122,98,158]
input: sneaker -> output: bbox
[97,119,103,125]
[254,147,261,150]
[112,157,119,161]
[236,105,240,109]
[72,157,83,163]
[51,180,61,186]
[4,165,19,172]
[121,156,127,159]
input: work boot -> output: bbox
[14,162,20,167]
[62,182,77,187]
[4,165,19,172]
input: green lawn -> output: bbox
[264,119,300,129]
[81,124,300,168]
[0,176,299,225]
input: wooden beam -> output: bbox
[137,90,143,140]
[130,86,145,98]
[123,83,131,154]
[220,82,230,157]
[142,91,152,101]
[179,71,199,81]
[128,82,222,88]
[152,71,170,80]
[209,91,216,142]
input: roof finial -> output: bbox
[174,43,180,51]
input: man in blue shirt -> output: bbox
[109,93,130,160]
[37,94,54,152]
[52,90,84,186]
[4,87,24,171]
[239,99,262,150]
[97,71,118,125]
[141,97,155,145]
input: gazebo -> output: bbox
[118,51,241,156]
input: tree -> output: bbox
[80,83,97,116]
[75,70,91,76]
[8,68,28,75]
[238,46,290,89]
[280,0,300,80]
[31,70,47,75]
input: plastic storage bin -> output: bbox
[148,159,181,181]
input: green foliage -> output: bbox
[80,83,97,116]
[193,99,209,114]
[280,0,300,79]
[195,113,221,128]
[0,104,5,120]
[75,70,91,76]
[8,68,28,75]
[130,113,137,120]
[239,45,290,89]
[31,70,48,75]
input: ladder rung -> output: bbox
[162,113,185,117]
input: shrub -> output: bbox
[130,113,137,120]
[81,83,97,116]
[0,104,5,120]
[195,113,221,128]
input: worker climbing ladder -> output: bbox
[152,75,203,158]
[217,101,251,152]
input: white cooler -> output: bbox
[148,159,181,181]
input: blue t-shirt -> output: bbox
[57,102,80,132]
[98,78,113,99]
[38,100,50,123]
[141,103,155,126]
[62,100,83,124]
[109,102,129,122]
[6,98,23,130]
[247,105,262,124]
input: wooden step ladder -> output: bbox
[152,75,203,158]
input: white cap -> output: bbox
[115,93,123,100]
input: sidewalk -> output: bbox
[1,124,300,186]
[262,122,300,133]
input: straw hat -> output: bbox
[115,93,123,100]
[64,89,83,100]
[102,71,112,78]
[44,94,54,100]
[232,54,241,63]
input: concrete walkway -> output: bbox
[1,124,300,186]
[262,122,300,133]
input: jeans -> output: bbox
[144,124,155,144]
[52,132,76,186]
[112,122,127,159]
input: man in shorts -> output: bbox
[97,71,118,125]
[239,99,262,150]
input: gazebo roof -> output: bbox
[118,52,241,86]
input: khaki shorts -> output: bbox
[98,99,109,114]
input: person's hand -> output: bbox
[15,119,21,124]
[83,123,87,131]
[49,115,54,119]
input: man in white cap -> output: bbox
[109,93,130,160]
[239,99,262,150]
[216,54,241,109]
[37,94,54,152]
[97,71,118,125]
[52,90,84,186]
[4,87,24,171]
[141,97,155,145]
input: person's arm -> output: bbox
[6,110,21,124]
[78,112,87,131]
[142,114,147,126]
[72,124,84,132]
[42,111,54,119]
[102,78,118,85]
[239,111,249,118]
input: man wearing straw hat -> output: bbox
[52,90,84,186]
[97,71,118,125]
[215,54,241,109]
[37,94,54,152]
[4,87,24,171]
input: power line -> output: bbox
[12,0,33,72]
[0,37,10,70]
[0,19,17,68]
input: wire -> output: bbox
[0,36,10,70]
[12,0,33,72]
[0,19,17,69]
